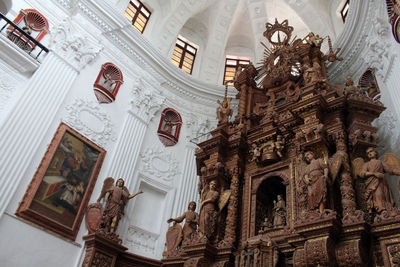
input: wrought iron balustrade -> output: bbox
[0,12,48,61]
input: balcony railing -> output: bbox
[0,12,48,61]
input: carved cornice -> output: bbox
[64,98,116,147]
[49,17,103,72]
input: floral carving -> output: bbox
[65,98,116,147]
[130,78,165,123]
[49,17,103,71]
[140,146,179,182]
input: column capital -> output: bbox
[49,17,103,72]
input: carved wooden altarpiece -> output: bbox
[162,19,400,266]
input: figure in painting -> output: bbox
[359,147,400,214]
[167,201,199,241]
[273,195,286,227]
[97,178,143,233]
[199,180,219,240]
[303,151,329,214]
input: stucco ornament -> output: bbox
[49,17,103,71]
[65,98,116,147]
[130,78,165,123]
[0,72,16,112]
[140,146,179,182]
[125,225,158,256]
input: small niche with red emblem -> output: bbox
[93,63,124,104]
[157,108,182,146]
[7,9,49,51]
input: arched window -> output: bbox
[8,9,49,50]
[157,108,182,146]
[93,63,124,104]
[358,68,380,99]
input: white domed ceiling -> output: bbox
[143,0,346,85]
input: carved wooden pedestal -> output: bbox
[82,233,128,267]
[82,232,162,267]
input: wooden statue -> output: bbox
[353,147,400,214]
[167,201,199,241]
[303,62,321,85]
[97,178,143,233]
[199,180,220,240]
[344,76,359,96]
[303,151,329,214]
[217,85,233,125]
[273,195,286,227]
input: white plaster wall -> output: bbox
[1,0,400,266]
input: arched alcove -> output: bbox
[255,176,286,234]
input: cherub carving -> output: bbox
[274,135,285,158]
[344,76,360,96]
[97,178,143,233]
[352,147,400,214]
[305,32,323,47]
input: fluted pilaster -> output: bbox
[172,145,200,217]
[0,52,77,218]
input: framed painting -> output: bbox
[16,123,106,240]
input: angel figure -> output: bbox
[199,180,220,240]
[274,135,285,158]
[217,96,233,124]
[97,178,143,233]
[167,201,199,241]
[353,147,400,214]
[249,143,262,162]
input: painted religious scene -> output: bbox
[30,131,100,227]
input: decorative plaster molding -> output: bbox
[130,78,165,123]
[125,225,158,256]
[65,98,116,147]
[139,146,180,183]
[0,72,16,112]
[49,17,103,71]
[185,114,214,143]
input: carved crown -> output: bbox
[264,19,294,46]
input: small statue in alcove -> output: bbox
[303,151,329,214]
[167,201,199,242]
[97,178,143,233]
[273,195,286,227]
[163,117,178,134]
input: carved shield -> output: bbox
[86,203,103,233]
[165,223,183,253]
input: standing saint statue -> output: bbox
[303,151,329,214]
[199,180,219,240]
[273,195,286,227]
[359,147,400,214]
[167,201,199,241]
[97,178,143,233]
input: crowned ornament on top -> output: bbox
[264,19,294,46]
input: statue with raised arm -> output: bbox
[97,178,143,233]
[167,201,199,241]
[303,151,329,214]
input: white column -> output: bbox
[0,53,77,218]
[172,144,200,217]
[0,17,103,219]
[106,79,165,190]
